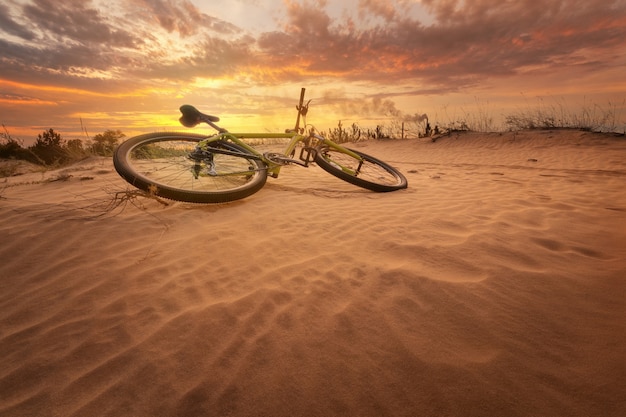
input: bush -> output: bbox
[0,127,30,160]
[0,126,126,167]
[90,130,125,156]
[30,128,67,165]
[0,138,24,159]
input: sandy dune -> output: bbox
[1,129,625,417]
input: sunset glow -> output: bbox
[1,0,625,144]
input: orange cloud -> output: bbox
[1,0,624,140]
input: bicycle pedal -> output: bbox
[299,147,317,166]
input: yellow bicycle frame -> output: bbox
[193,87,364,178]
[197,131,364,179]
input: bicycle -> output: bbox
[113,88,408,203]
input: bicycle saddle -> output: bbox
[179,105,220,127]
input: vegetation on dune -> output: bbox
[503,97,625,133]
[1,98,623,177]
[323,97,625,141]
[1,126,125,176]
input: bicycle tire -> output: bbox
[315,146,407,192]
[113,132,268,203]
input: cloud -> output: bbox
[1,0,625,140]
[137,34,256,81]
[22,0,139,47]
[131,0,241,36]
[0,3,36,40]
[358,0,398,21]
[3,0,625,92]
[0,0,252,93]
[317,89,429,123]
[253,0,626,91]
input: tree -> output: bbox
[34,128,63,148]
[66,139,84,152]
[64,139,87,159]
[30,128,65,164]
[90,129,125,156]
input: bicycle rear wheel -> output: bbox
[315,146,407,192]
[114,132,268,203]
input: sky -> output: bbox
[1,0,625,144]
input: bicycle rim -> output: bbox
[113,132,268,203]
[315,146,407,192]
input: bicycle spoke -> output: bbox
[114,133,268,203]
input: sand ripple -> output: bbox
[1,131,625,416]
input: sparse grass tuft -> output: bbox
[416,97,625,137]
[504,97,625,132]
[0,161,21,177]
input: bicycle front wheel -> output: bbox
[113,132,268,203]
[315,146,407,192]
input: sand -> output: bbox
[1,129,625,417]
